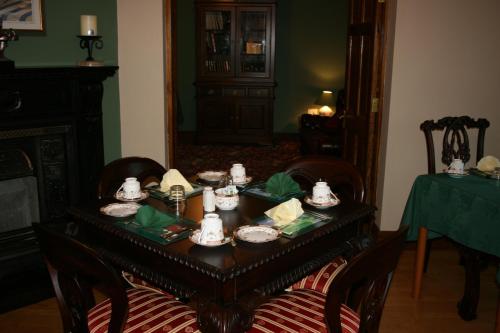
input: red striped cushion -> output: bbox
[88,288,201,333]
[121,271,172,296]
[249,289,360,333]
[291,256,347,294]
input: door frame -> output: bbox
[164,0,176,168]
[164,0,395,198]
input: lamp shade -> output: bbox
[315,90,335,107]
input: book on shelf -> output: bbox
[205,12,225,30]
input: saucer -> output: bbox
[100,202,141,217]
[233,176,253,186]
[304,195,340,209]
[114,190,149,202]
[234,225,281,243]
[197,170,227,183]
[445,170,469,178]
[189,230,232,247]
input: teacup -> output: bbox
[198,213,224,244]
[448,158,464,173]
[116,177,141,199]
[230,163,246,184]
[312,181,333,204]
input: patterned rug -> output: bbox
[175,136,301,181]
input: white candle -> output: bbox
[80,15,97,36]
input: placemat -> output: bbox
[115,213,196,245]
[255,210,334,238]
[241,183,305,203]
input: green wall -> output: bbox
[177,0,348,133]
[275,0,348,132]
[7,0,121,163]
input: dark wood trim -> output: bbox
[165,0,175,168]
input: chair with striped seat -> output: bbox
[285,156,367,294]
[97,156,169,296]
[34,223,200,333]
[249,225,408,333]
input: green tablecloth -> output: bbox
[402,173,500,258]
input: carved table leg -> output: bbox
[457,245,482,321]
[197,299,254,333]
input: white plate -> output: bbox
[304,195,340,209]
[189,230,232,247]
[235,225,281,243]
[100,203,141,217]
[197,170,227,183]
[233,176,253,186]
[114,190,149,202]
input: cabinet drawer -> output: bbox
[198,87,222,96]
[248,88,270,97]
[223,88,246,97]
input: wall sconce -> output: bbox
[315,90,335,117]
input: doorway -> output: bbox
[164,0,392,204]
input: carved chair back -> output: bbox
[34,223,128,333]
[98,156,166,199]
[284,156,365,202]
[420,116,489,174]
[324,225,408,333]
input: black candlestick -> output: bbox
[77,35,103,66]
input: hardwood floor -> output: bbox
[0,245,497,332]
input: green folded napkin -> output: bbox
[265,172,301,197]
[135,205,177,228]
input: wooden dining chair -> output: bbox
[34,223,200,333]
[284,156,367,292]
[421,116,489,174]
[249,225,408,333]
[97,156,166,199]
[284,155,365,203]
[420,116,489,271]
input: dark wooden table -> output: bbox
[68,192,374,333]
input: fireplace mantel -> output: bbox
[0,66,118,312]
[0,66,118,206]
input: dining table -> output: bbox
[67,181,375,333]
[401,172,500,327]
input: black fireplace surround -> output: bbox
[0,66,117,312]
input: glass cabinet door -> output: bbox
[237,7,272,78]
[201,8,235,77]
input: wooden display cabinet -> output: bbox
[195,0,276,145]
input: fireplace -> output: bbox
[0,67,117,312]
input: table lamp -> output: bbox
[315,90,335,117]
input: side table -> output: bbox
[299,114,341,156]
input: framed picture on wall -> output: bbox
[0,0,44,31]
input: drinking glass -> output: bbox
[169,185,186,217]
[169,185,185,201]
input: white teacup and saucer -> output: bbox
[115,177,149,202]
[304,181,340,209]
[189,213,231,247]
[445,158,468,178]
[230,163,252,185]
